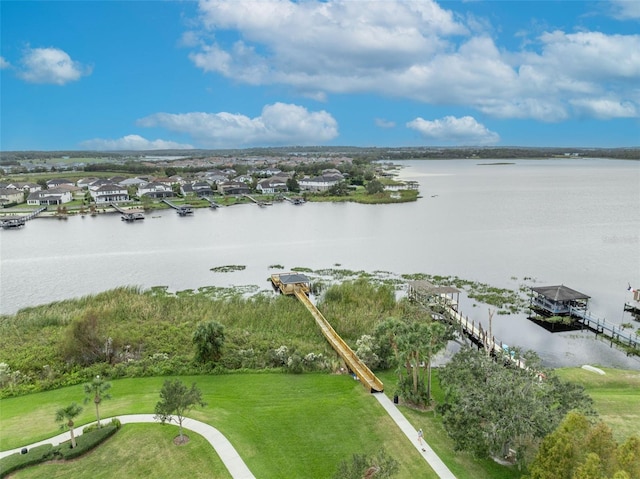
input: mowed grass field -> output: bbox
[1,373,435,479]
[2,367,638,479]
[7,424,232,479]
[555,366,640,442]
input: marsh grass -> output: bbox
[2,283,398,395]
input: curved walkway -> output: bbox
[0,414,256,479]
[3,400,455,479]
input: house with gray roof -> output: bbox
[27,188,72,205]
[90,184,129,204]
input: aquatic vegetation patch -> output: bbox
[210,265,246,273]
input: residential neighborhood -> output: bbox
[1,157,418,215]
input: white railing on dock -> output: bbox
[570,307,639,349]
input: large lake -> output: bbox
[1,158,639,369]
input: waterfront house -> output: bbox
[0,188,24,205]
[181,181,214,197]
[27,188,72,205]
[256,176,288,194]
[137,182,174,199]
[218,181,251,195]
[90,184,130,204]
[298,174,341,192]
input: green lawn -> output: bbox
[2,368,638,479]
[555,366,640,442]
[0,373,432,479]
[7,424,232,479]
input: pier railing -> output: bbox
[570,307,639,350]
[293,288,383,393]
[439,297,528,370]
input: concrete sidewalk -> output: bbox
[0,414,256,479]
[374,393,457,479]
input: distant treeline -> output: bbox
[1,146,638,164]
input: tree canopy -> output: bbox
[525,411,640,479]
[55,402,83,448]
[83,375,112,427]
[437,347,594,467]
[154,379,206,442]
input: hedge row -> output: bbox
[0,421,120,478]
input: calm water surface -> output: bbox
[1,158,639,368]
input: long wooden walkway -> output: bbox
[440,299,527,369]
[294,289,384,393]
[408,281,527,369]
[270,273,383,393]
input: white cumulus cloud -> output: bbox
[407,115,500,145]
[186,0,640,122]
[18,47,91,85]
[137,103,338,148]
[0,57,10,69]
[570,98,638,119]
[80,135,194,151]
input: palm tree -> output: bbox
[55,403,83,448]
[84,375,111,428]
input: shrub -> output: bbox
[55,424,118,460]
[0,444,54,478]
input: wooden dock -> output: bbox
[243,194,271,207]
[110,203,144,221]
[271,273,384,393]
[408,280,527,369]
[162,199,193,215]
[203,197,221,209]
[571,307,639,351]
[283,196,305,205]
[0,206,47,229]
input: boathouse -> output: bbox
[270,273,311,295]
[529,285,590,317]
[407,280,461,311]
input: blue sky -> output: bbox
[1,0,639,151]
